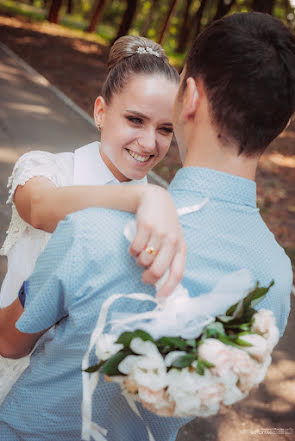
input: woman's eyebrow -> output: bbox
[125,110,173,126]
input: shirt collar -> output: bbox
[74,141,147,186]
[169,166,257,208]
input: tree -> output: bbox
[176,0,193,53]
[66,0,73,15]
[157,0,179,45]
[141,0,158,37]
[190,0,210,45]
[47,0,63,23]
[213,0,236,21]
[112,0,138,43]
[87,0,108,33]
[252,0,276,14]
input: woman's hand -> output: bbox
[129,185,186,299]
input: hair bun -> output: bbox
[108,35,169,71]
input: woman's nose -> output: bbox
[138,129,157,153]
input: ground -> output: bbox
[0,12,294,275]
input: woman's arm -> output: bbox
[14,178,186,297]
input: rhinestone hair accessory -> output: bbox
[136,47,160,57]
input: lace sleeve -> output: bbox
[7,150,60,204]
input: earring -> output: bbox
[96,122,101,130]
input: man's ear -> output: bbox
[285,118,291,130]
[94,96,106,129]
[180,77,199,122]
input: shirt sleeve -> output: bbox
[7,150,60,204]
[16,216,76,334]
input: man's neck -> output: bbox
[182,123,259,181]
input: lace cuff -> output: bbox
[7,150,60,204]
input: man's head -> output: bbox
[175,12,295,160]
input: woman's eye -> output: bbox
[127,116,143,125]
[160,127,173,135]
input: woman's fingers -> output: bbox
[155,244,186,299]
[129,223,151,258]
[136,237,161,268]
[141,235,185,289]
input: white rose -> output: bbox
[119,338,167,392]
[240,333,270,362]
[198,338,234,376]
[95,334,123,361]
[252,309,276,335]
[252,310,279,352]
[164,351,187,367]
[230,347,260,394]
[167,368,216,417]
[138,386,175,416]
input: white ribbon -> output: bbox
[82,293,157,441]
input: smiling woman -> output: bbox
[0,36,185,406]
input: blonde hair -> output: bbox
[102,35,179,103]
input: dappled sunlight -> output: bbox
[0,147,20,164]
[72,40,103,55]
[266,152,295,169]
[7,102,51,114]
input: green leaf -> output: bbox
[101,350,132,376]
[235,337,253,347]
[171,353,196,368]
[203,321,226,338]
[195,357,215,376]
[157,336,188,351]
[196,360,205,376]
[219,280,274,324]
[116,330,154,349]
[223,322,251,331]
[217,334,244,349]
[84,363,101,373]
[201,358,215,369]
[185,339,197,348]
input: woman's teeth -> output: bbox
[128,150,151,163]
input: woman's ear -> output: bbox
[94,96,106,129]
[180,77,199,122]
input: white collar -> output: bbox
[73,141,147,186]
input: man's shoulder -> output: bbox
[64,207,134,242]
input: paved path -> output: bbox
[0,43,294,441]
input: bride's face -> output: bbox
[95,74,178,182]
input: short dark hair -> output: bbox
[184,12,295,155]
[102,36,179,104]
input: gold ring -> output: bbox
[145,246,158,256]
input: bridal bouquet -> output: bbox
[84,270,279,418]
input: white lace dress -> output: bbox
[0,141,147,405]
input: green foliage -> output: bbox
[3,0,294,62]
[117,329,155,348]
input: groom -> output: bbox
[0,12,294,441]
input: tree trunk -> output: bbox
[213,0,236,21]
[66,0,73,15]
[141,0,158,37]
[252,0,275,14]
[47,0,63,23]
[112,0,138,43]
[176,0,193,53]
[190,0,210,43]
[87,0,108,33]
[157,0,179,45]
